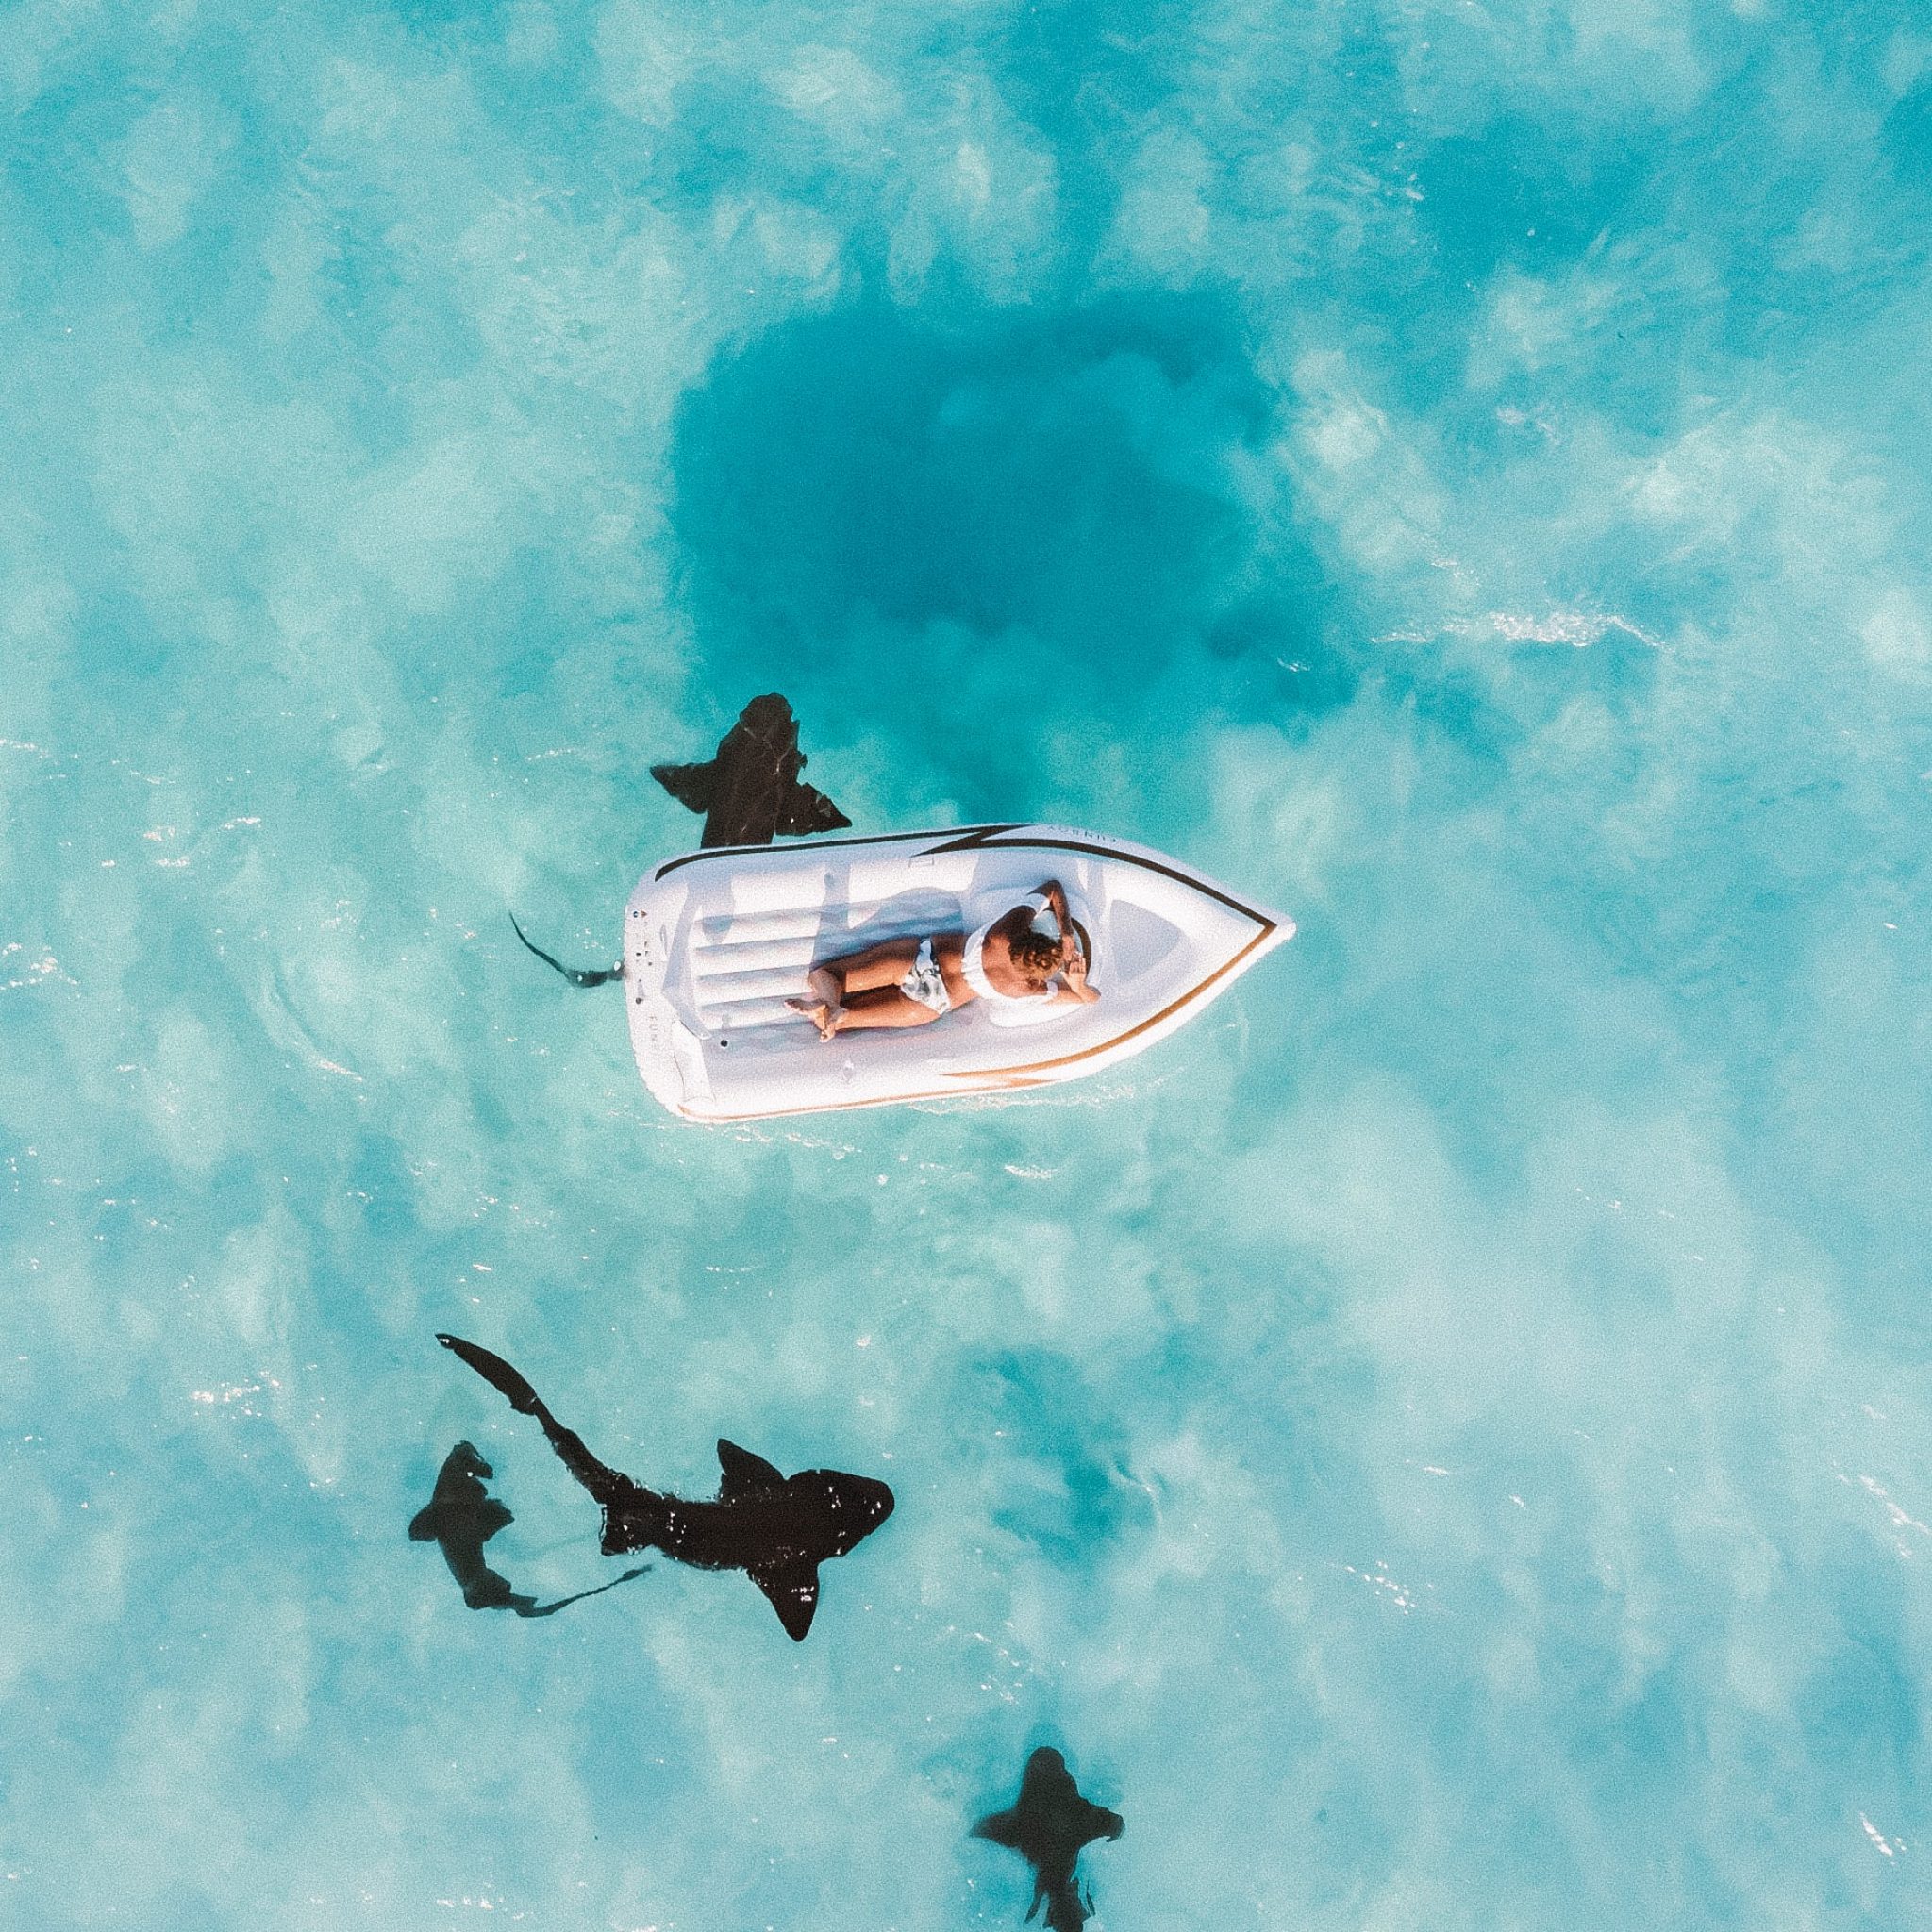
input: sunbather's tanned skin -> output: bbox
[788,879,1098,1039]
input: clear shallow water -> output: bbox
[4,0,1931,1924]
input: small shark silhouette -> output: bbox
[436,1333,893,1641]
[650,693,851,849]
[409,1440,649,1618]
[974,1748,1124,1932]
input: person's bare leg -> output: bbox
[825,986,944,1032]
[836,941,926,993]
[789,940,927,1040]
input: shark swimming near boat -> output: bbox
[435,1333,893,1641]
[409,1440,648,1618]
[974,1748,1124,1932]
[509,692,850,988]
[650,692,851,849]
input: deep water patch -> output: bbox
[665,291,1351,818]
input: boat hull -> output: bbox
[624,824,1291,1123]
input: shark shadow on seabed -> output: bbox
[410,1441,649,1618]
[435,1333,893,1640]
[974,1747,1124,1932]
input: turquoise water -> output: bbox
[5,1,1932,1924]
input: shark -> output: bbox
[436,1333,893,1641]
[974,1748,1125,1932]
[650,692,851,850]
[510,692,850,987]
[409,1440,648,1618]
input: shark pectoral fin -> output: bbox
[408,1506,439,1541]
[971,1809,1023,1849]
[776,781,851,837]
[651,759,718,815]
[1074,1799,1124,1844]
[716,1439,786,1498]
[477,1497,515,1539]
[750,1559,821,1641]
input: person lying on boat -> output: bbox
[787,879,1099,1040]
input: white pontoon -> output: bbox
[623,824,1291,1123]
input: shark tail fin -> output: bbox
[438,1333,546,1417]
[508,912,623,989]
[516,1564,651,1619]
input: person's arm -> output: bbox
[1051,945,1099,1005]
[1034,880,1080,967]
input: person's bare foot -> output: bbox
[786,996,842,1041]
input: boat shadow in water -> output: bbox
[409,1441,649,1619]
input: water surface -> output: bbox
[4,2,1931,1925]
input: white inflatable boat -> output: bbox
[623,824,1291,1123]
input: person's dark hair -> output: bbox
[1009,927,1059,985]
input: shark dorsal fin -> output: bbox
[717,1439,785,1499]
[651,759,717,815]
[749,1557,821,1641]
